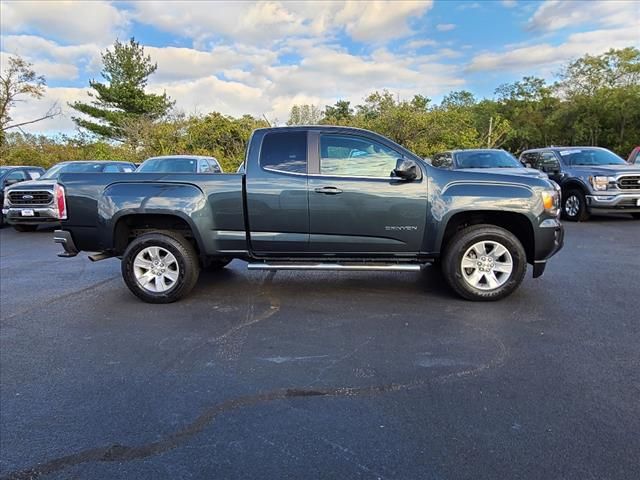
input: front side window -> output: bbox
[138,157,198,173]
[199,159,211,173]
[432,153,453,169]
[320,135,399,178]
[260,132,307,174]
[208,159,222,173]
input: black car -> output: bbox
[0,166,46,226]
[3,161,135,231]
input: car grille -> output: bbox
[8,190,53,205]
[618,175,640,190]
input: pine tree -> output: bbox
[70,38,174,142]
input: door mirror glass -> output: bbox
[393,158,420,181]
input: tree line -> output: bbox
[1,39,638,172]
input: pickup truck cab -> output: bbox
[520,147,640,221]
[54,126,564,303]
[3,160,135,231]
[430,149,547,178]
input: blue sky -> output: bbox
[1,0,638,134]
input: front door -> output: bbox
[308,132,428,255]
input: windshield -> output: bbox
[559,148,626,166]
[138,157,197,173]
[41,162,104,179]
[455,150,522,169]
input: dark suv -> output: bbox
[520,147,640,221]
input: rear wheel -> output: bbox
[121,231,200,303]
[442,225,527,301]
[562,189,590,222]
[13,224,38,232]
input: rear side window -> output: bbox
[260,132,307,174]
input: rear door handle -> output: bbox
[314,186,343,195]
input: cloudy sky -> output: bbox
[1,0,638,135]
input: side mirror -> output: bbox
[393,158,420,181]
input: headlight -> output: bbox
[589,176,612,191]
[541,189,560,215]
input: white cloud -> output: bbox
[131,1,433,45]
[0,0,128,44]
[527,0,638,32]
[501,0,517,8]
[467,25,639,72]
[403,39,439,50]
[436,23,456,32]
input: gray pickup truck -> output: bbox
[54,126,563,303]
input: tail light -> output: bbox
[55,184,67,220]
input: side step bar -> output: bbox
[247,263,423,272]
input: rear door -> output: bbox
[245,130,309,253]
[307,131,428,254]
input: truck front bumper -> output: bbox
[586,193,640,213]
[3,205,61,224]
[54,230,79,257]
[532,218,564,278]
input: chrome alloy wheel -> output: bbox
[461,240,513,291]
[133,246,180,293]
[564,194,580,217]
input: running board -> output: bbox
[247,263,423,272]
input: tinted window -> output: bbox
[432,153,453,169]
[260,132,307,174]
[539,152,560,171]
[558,148,626,166]
[455,150,522,169]
[103,164,122,173]
[5,170,27,182]
[521,153,539,168]
[138,157,198,173]
[320,135,399,177]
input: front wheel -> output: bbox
[442,225,527,301]
[13,224,39,232]
[121,231,200,303]
[562,189,590,222]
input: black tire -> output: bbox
[442,224,527,301]
[13,224,38,232]
[205,257,232,270]
[631,213,640,220]
[121,231,200,304]
[562,189,590,222]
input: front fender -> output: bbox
[426,179,539,253]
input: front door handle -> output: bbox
[314,186,343,195]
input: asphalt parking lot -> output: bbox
[1,218,639,480]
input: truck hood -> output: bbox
[5,179,56,191]
[570,164,640,176]
[456,167,547,178]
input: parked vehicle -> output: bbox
[0,166,46,226]
[3,161,135,231]
[431,149,547,178]
[137,155,223,173]
[628,146,640,164]
[54,126,563,303]
[520,147,640,221]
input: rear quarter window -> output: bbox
[260,132,307,174]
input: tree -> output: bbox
[70,38,174,143]
[287,104,323,125]
[0,56,60,143]
[323,100,353,123]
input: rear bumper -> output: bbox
[54,230,79,257]
[532,218,564,278]
[586,193,640,212]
